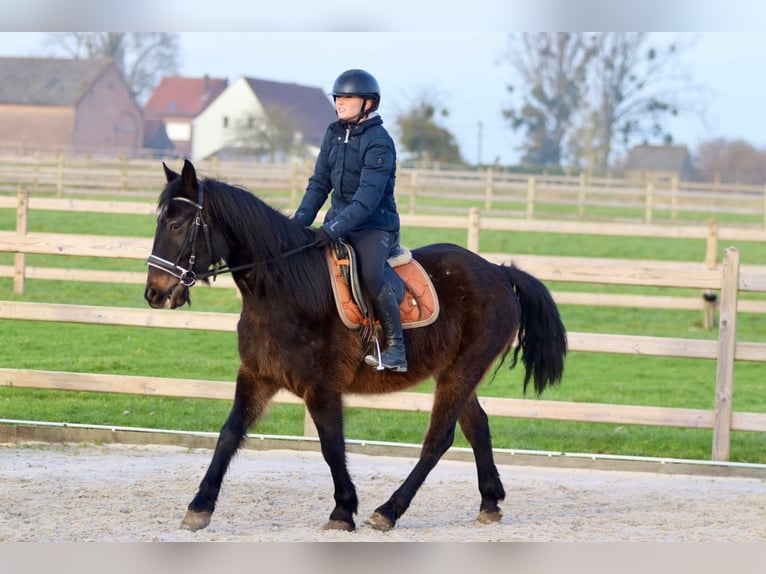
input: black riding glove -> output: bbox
[311,227,334,248]
[292,210,308,227]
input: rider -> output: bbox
[292,69,407,373]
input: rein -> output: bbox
[206,242,321,281]
[147,182,322,287]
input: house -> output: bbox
[142,119,175,154]
[143,75,228,157]
[622,145,696,183]
[0,57,143,155]
[192,76,336,162]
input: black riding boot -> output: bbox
[364,282,408,372]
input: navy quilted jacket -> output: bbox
[293,113,399,240]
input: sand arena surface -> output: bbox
[1,442,765,542]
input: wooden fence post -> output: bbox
[303,407,318,437]
[526,176,536,220]
[711,246,740,461]
[484,167,494,210]
[290,162,300,209]
[670,175,679,221]
[703,218,719,330]
[409,170,417,215]
[14,186,29,295]
[644,182,654,224]
[120,154,128,193]
[762,184,766,228]
[33,152,40,194]
[467,208,480,252]
[56,152,64,198]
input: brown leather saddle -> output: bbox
[326,239,439,330]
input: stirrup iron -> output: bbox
[372,337,384,371]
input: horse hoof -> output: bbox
[478,509,503,524]
[323,519,355,532]
[365,511,395,531]
[180,510,212,531]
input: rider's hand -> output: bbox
[311,227,333,248]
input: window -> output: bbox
[223,116,229,128]
[166,122,191,141]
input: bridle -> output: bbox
[147,182,324,287]
[146,183,213,287]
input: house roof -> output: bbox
[624,145,691,172]
[144,76,228,118]
[0,57,113,106]
[245,77,336,146]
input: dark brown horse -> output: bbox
[144,159,566,532]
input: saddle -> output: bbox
[326,239,439,330]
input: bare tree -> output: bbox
[231,104,310,161]
[502,33,599,168]
[583,33,701,173]
[45,32,179,105]
[502,33,702,173]
[695,138,766,185]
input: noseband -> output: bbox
[147,183,213,287]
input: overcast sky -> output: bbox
[1,5,764,165]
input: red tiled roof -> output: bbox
[144,76,228,117]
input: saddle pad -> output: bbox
[327,250,440,330]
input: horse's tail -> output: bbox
[502,264,567,396]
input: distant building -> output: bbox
[143,75,228,157]
[192,76,336,161]
[622,145,696,183]
[0,57,143,155]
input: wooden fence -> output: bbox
[2,197,766,461]
[2,152,766,225]
[402,168,766,224]
[4,188,766,323]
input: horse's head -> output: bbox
[144,159,217,309]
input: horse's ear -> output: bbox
[163,162,179,182]
[181,159,198,189]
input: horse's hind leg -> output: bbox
[458,393,505,523]
[304,390,358,531]
[180,368,277,531]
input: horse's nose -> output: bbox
[144,285,164,308]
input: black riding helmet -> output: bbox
[331,69,381,123]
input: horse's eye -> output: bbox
[169,221,183,233]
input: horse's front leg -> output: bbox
[366,377,473,531]
[181,368,277,531]
[304,389,358,531]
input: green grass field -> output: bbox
[2,197,766,463]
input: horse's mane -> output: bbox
[162,176,333,315]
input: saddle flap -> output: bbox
[326,241,439,331]
[332,239,369,318]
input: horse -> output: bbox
[144,159,567,532]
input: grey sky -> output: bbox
[0,30,764,165]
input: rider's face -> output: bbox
[335,96,367,121]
